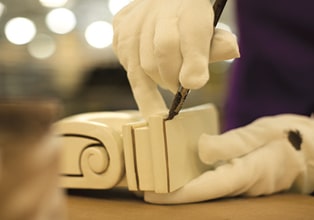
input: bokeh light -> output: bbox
[27,34,56,59]
[85,21,113,49]
[0,2,6,18]
[46,8,77,34]
[108,0,132,15]
[5,17,36,45]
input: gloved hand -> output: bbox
[113,0,240,118]
[144,114,314,204]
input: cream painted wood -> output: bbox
[122,121,148,191]
[56,104,219,193]
[135,127,155,190]
[55,111,141,189]
[123,103,219,193]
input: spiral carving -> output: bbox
[81,145,109,174]
[57,119,126,189]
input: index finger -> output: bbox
[178,0,214,89]
[198,116,283,165]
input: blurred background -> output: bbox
[0,0,238,120]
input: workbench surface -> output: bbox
[66,188,314,220]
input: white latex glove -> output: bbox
[145,114,314,204]
[113,0,239,118]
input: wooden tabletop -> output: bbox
[66,188,314,220]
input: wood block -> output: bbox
[123,103,219,193]
[55,111,141,189]
[122,121,148,191]
[56,104,218,192]
[134,127,155,190]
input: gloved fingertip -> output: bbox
[179,59,210,89]
[169,85,179,94]
[198,133,218,164]
[209,28,240,63]
[198,133,238,165]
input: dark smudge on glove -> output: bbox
[287,130,302,151]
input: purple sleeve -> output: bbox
[223,0,314,131]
